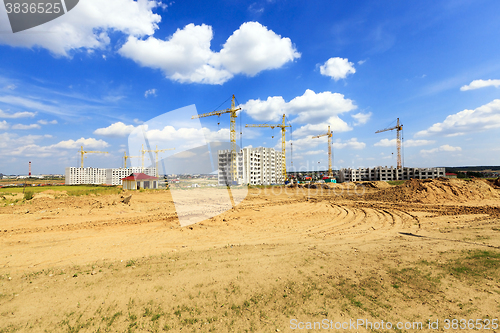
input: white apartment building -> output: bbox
[338,166,445,183]
[65,167,156,185]
[218,147,284,186]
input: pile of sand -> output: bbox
[358,181,392,189]
[366,177,499,203]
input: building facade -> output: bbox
[65,167,156,185]
[338,166,445,183]
[218,147,283,186]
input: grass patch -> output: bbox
[387,180,405,186]
[0,185,122,196]
[444,250,500,279]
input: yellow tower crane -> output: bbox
[80,146,108,168]
[141,145,175,176]
[375,118,403,169]
[245,114,291,180]
[191,95,241,183]
[311,125,333,178]
[123,152,140,169]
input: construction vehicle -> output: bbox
[376,118,403,168]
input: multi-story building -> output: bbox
[218,147,283,186]
[338,166,445,183]
[65,167,156,185]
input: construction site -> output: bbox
[1,97,500,332]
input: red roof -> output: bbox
[446,173,457,176]
[122,173,158,181]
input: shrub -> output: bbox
[24,191,34,201]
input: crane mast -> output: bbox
[375,118,403,169]
[141,145,175,176]
[80,146,108,168]
[312,125,333,178]
[192,95,241,183]
[245,114,290,180]
[123,152,140,168]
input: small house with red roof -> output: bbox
[121,173,159,190]
[445,172,457,178]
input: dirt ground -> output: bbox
[1,178,500,332]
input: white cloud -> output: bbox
[52,137,109,149]
[4,84,16,90]
[0,109,36,118]
[94,122,137,137]
[145,89,157,98]
[0,96,63,116]
[332,138,366,150]
[351,112,371,125]
[241,89,357,125]
[304,150,326,156]
[0,0,161,56]
[374,138,435,147]
[119,22,300,84]
[460,79,500,91]
[0,120,8,130]
[415,99,500,137]
[37,120,58,125]
[294,119,351,137]
[287,136,365,151]
[319,57,356,81]
[420,144,462,154]
[12,123,41,130]
[357,59,367,65]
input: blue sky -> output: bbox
[0,0,499,175]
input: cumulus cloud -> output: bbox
[286,136,365,151]
[119,22,300,84]
[374,139,435,147]
[460,79,500,91]
[415,99,500,137]
[294,119,351,137]
[420,145,462,154]
[0,120,8,130]
[145,89,157,97]
[94,122,137,137]
[351,112,371,125]
[0,0,162,56]
[52,137,109,149]
[319,57,356,81]
[332,138,366,150]
[11,123,41,130]
[0,109,36,118]
[241,89,357,127]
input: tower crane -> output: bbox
[192,95,241,183]
[311,125,333,178]
[123,152,140,169]
[376,118,403,169]
[141,144,175,176]
[245,114,291,180]
[80,146,108,168]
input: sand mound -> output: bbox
[360,181,392,189]
[366,177,499,203]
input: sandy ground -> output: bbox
[1,179,500,332]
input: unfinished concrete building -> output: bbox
[65,167,156,185]
[338,166,445,183]
[218,147,283,186]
